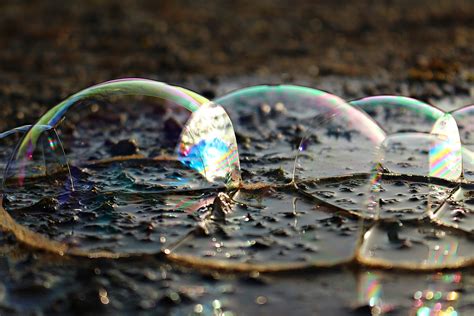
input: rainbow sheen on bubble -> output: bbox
[16,79,206,165]
[178,103,240,186]
[358,130,470,269]
[7,78,213,193]
[429,114,462,181]
[350,96,462,181]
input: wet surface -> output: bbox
[1,89,474,315]
[2,0,474,314]
[2,85,474,314]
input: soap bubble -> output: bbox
[214,85,385,184]
[347,96,462,218]
[1,78,240,255]
[358,126,467,269]
[429,104,474,234]
[350,96,446,134]
[431,105,474,232]
[364,131,461,220]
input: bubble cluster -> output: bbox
[1,79,474,270]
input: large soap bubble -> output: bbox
[0,78,240,255]
[358,121,469,269]
[163,86,388,270]
[348,96,463,215]
[214,85,386,184]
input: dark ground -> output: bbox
[1,0,474,315]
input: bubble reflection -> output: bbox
[410,272,461,316]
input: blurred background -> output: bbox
[1,0,474,128]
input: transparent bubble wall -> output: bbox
[353,96,468,269]
[215,85,386,183]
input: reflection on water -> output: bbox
[357,271,462,316]
[357,272,389,315]
[410,272,461,316]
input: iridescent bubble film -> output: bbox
[178,103,240,186]
[3,125,73,210]
[358,132,472,269]
[292,92,385,180]
[429,114,462,181]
